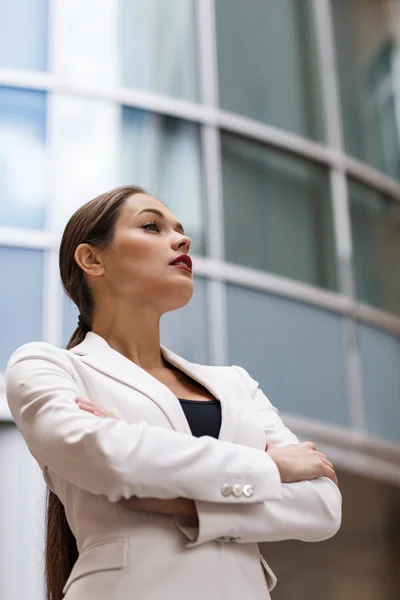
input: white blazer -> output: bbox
[5,332,341,600]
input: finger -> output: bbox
[320,457,334,470]
[93,408,119,420]
[314,452,333,467]
[76,399,105,414]
[75,398,96,408]
[322,465,338,486]
[79,404,106,418]
[303,441,317,451]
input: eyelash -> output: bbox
[142,220,161,232]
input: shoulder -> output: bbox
[6,341,70,373]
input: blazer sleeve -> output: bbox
[176,365,342,547]
[5,342,283,504]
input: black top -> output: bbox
[178,398,222,439]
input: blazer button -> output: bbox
[221,483,232,497]
[232,484,243,498]
[243,484,255,498]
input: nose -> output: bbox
[172,232,191,253]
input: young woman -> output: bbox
[6,185,341,600]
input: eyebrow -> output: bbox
[137,208,185,235]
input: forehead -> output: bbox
[122,193,176,222]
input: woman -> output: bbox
[5,185,341,600]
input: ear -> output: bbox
[74,243,105,277]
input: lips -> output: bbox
[170,254,192,270]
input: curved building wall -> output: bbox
[0,1,399,598]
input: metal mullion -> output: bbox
[313,0,366,433]
[196,0,227,366]
[344,155,400,201]
[43,0,62,348]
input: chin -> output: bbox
[161,283,194,313]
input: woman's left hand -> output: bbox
[75,397,120,420]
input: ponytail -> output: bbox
[44,321,88,600]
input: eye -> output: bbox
[141,220,161,232]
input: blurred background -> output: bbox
[0,0,399,598]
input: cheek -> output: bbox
[108,236,166,281]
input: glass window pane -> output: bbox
[161,277,208,364]
[0,87,47,229]
[227,284,349,426]
[0,0,48,70]
[221,132,337,290]
[122,107,205,255]
[0,248,44,371]
[215,0,324,140]
[52,95,120,234]
[359,324,400,444]
[119,0,199,100]
[331,0,400,179]
[53,0,199,101]
[349,179,400,317]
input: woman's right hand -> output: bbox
[267,442,338,486]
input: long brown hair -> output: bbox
[45,185,145,600]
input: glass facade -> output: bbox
[332,0,400,180]
[0,248,44,370]
[0,87,47,229]
[221,133,337,289]
[53,0,199,100]
[0,0,48,71]
[349,178,400,316]
[215,0,324,140]
[227,285,349,425]
[359,323,400,443]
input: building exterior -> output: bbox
[0,1,399,598]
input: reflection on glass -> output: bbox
[215,0,324,140]
[349,179,400,316]
[0,247,44,370]
[221,132,337,290]
[0,0,48,70]
[52,95,120,233]
[331,0,400,179]
[359,324,400,444]
[119,0,198,100]
[227,285,349,426]
[0,87,47,229]
[122,107,205,255]
[53,0,198,100]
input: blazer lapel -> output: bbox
[161,346,239,443]
[70,332,239,442]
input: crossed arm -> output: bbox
[75,395,338,526]
[6,343,341,547]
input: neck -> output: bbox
[91,305,168,371]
